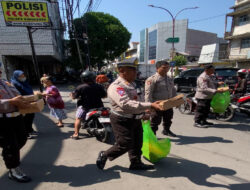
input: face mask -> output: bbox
[19,77,26,82]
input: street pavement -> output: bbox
[1,85,250,190]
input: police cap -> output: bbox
[117,57,137,68]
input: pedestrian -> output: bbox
[96,72,109,84]
[11,70,38,139]
[145,60,177,137]
[194,64,225,128]
[42,76,66,127]
[96,59,162,170]
[0,64,31,182]
[70,71,106,139]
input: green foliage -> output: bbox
[173,55,187,67]
[67,12,131,69]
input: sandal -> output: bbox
[70,135,79,140]
[57,124,64,128]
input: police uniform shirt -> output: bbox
[0,79,20,113]
[145,72,177,102]
[108,76,151,115]
[195,72,217,100]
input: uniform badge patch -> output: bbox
[147,80,151,85]
[117,87,125,96]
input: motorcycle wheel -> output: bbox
[96,123,115,144]
[216,106,235,121]
[179,101,192,114]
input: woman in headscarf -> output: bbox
[11,70,38,138]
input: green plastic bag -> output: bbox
[211,91,230,113]
[141,120,171,163]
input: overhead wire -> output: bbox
[189,13,227,24]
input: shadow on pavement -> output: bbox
[109,156,237,189]
[229,183,250,190]
[170,135,233,145]
[0,111,119,189]
[214,123,250,132]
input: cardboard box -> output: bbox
[22,95,39,102]
[19,99,44,114]
[159,94,185,110]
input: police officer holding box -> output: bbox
[145,60,177,137]
[0,64,31,182]
[194,64,225,128]
[96,58,162,170]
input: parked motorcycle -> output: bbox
[226,94,250,120]
[82,107,114,144]
[178,92,234,121]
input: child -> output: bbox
[42,77,67,127]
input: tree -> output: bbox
[172,55,187,67]
[172,55,187,76]
[69,12,131,70]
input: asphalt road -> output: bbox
[0,85,250,190]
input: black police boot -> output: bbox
[162,129,177,137]
[9,167,31,183]
[193,121,208,128]
[203,120,214,126]
[96,151,107,170]
[129,161,154,170]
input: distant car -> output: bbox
[174,68,203,92]
[174,67,239,92]
[215,68,239,89]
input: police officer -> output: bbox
[194,65,225,128]
[0,65,31,182]
[96,58,162,170]
[145,60,177,137]
[70,71,107,139]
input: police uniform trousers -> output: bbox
[194,99,211,123]
[23,113,35,133]
[104,113,142,163]
[0,115,28,169]
[151,108,174,133]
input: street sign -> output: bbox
[170,61,176,67]
[1,1,50,27]
[166,37,179,43]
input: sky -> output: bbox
[78,0,235,42]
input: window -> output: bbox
[182,69,203,77]
[148,30,157,60]
[239,15,249,26]
[241,38,250,48]
[139,30,146,62]
[215,69,238,77]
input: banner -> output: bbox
[1,1,50,27]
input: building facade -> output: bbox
[225,0,250,68]
[139,19,221,64]
[0,0,64,81]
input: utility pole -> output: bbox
[27,27,43,92]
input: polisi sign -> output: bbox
[1,1,50,27]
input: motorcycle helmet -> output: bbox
[237,69,247,78]
[80,70,96,83]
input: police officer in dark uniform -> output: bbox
[96,58,162,170]
[0,64,31,182]
[70,71,107,139]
